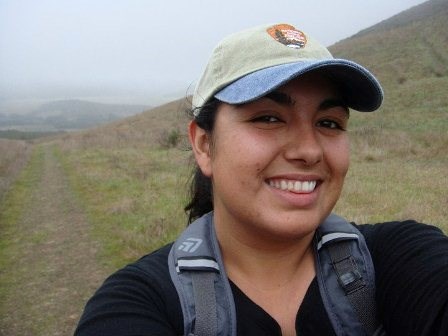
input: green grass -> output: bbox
[53,113,447,274]
[0,146,43,315]
[0,3,446,334]
[55,146,192,269]
[0,145,43,255]
[336,157,447,231]
[335,110,448,232]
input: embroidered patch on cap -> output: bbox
[267,24,307,49]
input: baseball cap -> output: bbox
[192,23,383,116]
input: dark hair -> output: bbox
[184,98,221,223]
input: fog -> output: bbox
[0,0,427,112]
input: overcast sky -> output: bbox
[0,0,428,108]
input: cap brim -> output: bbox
[214,59,383,112]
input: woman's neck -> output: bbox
[214,215,316,290]
[215,218,316,336]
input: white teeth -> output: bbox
[288,180,294,190]
[269,179,317,193]
[280,180,288,191]
[303,181,310,191]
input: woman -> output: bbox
[75,23,448,336]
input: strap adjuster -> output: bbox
[328,243,366,294]
[333,256,365,293]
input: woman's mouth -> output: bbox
[267,179,318,193]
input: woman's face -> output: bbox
[192,72,350,244]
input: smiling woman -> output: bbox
[191,73,351,246]
[75,23,448,336]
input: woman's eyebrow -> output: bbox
[262,93,349,116]
[319,98,349,115]
[264,91,296,106]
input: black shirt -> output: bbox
[75,220,448,335]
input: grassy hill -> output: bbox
[327,0,448,225]
[54,97,190,151]
[330,0,448,133]
[8,0,448,268]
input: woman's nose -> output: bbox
[283,125,323,167]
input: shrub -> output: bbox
[158,128,181,148]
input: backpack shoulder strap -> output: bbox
[168,212,384,336]
[315,213,382,336]
[168,212,237,336]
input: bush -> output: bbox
[158,128,181,148]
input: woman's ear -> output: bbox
[188,120,212,177]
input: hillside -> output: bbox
[329,0,448,133]
[55,97,190,150]
[1,3,447,334]
[353,0,448,38]
[51,0,447,229]
[56,0,447,149]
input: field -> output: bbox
[0,139,33,201]
[1,94,446,334]
[1,1,447,334]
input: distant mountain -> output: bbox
[0,99,150,131]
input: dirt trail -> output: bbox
[0,145,108,336]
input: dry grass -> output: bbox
[334,120,448,232]
[54,97,190,152]
[0,145,109,335]
[328,3,448,232]
[50,96,448,270]
[0,4,447,335]
[0,139,33,201]
[54,145,192,268]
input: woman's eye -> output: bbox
[251,115,281,123]
[317,119,346,131]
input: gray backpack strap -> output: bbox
[168,212,237,336]
[191,272,217,335]
[327,241,378,334]
[315,213,382,336]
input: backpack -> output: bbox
[168,212,385,336]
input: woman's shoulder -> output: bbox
[104,242,178,306]
[353,219,447,269]
[353,220,448,335]
[104,242,174,290]
[354,219,446,248]
[130,242,173,276]
[75,243,182,336]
